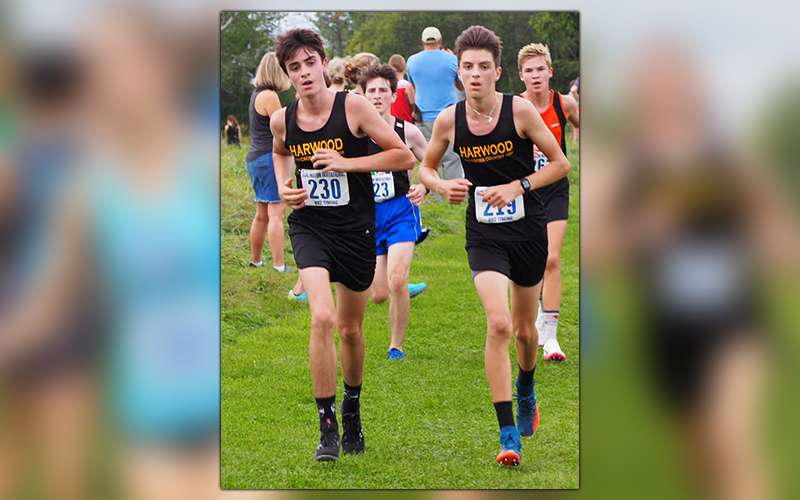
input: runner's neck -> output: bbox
[524,89,551,112]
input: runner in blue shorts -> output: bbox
[359,64,429,360]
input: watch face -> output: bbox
[522,178,531,191]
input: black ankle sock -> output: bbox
[494,401,515,429]
[342,383,362,415]
[517,365,536,393]
[316,395,337,425]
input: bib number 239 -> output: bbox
[475,186,525,224]
[301,170,350,207]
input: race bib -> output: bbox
[474,186,525,224]
[371,171,395,203]
[534,149,550,172]
[300,170,350,207]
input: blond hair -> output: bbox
[344,52,380,86]
[518,43,552,72]
[253,51,290,91]
[326,57,348,85]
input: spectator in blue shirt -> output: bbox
[407,26,464,179]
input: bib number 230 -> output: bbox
[301,170,350,207]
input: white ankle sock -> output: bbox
[543,310,559,343]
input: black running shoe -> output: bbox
[314,419,340,461]
[341,412,365,455]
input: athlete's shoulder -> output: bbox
[271,105,287,122]
[403,120,425,141]
[511,94,537,114]
[559,93,578,113]
[270,106,287,133]
[343,90,372,115]
[435,104,457,127]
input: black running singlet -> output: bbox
[367,118,410,200]
[453,94,546,242]
[285,91,373,230]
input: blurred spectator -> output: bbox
[224,114,241,145]
[584,41,790,500]
[245,51,303,298]
[407,26,464,179]
[326,56,348,92]
[0,44,104,500]
[388,53,414,123]
[344,52,380,96]
[569,77,579,142]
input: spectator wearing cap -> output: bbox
[407,26,464,180]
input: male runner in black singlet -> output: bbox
[270,29,415,462]
[418,25,570,466]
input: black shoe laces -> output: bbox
[341,414,363,443]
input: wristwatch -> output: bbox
[519,177,532,193]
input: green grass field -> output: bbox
[221,136,579,489]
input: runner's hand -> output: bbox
[406,184,426,206]
[481,182,524,209]
[313,148,349,172]
[439,178,472,205]
[279,177,308,210]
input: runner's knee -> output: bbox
[371,290,389,304]
[388,272,408,294]
[310,310,336,336]
[337,321,363,343]
[514,321,536,345]
[487,314,512,342]
[546,253,561,272]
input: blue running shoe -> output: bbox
[387,348,407,360]
[409,283,427,298]
[515,381,539,438]
[288,290,308,301]
[497,425,522,466]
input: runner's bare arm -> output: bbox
[418,107,472,204]
[270,108,308,209]
[405,122,427,163]
[515,96,570,189]
[314,94,414,173]
[406,83,416,106]
[403,122,428,205]
[481,97,570,209]
[562,94,580,128]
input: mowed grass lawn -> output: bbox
[221,136,579,489]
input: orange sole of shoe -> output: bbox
[496,450,520,466]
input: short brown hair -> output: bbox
[517,43,552,72]
[274,29,326,74]
[359,64,398,94]
[387,54,406,75]
[454,25,502,68]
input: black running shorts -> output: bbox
[289,222,376,292]
[466,237,548,287]
[538,178,570,223]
